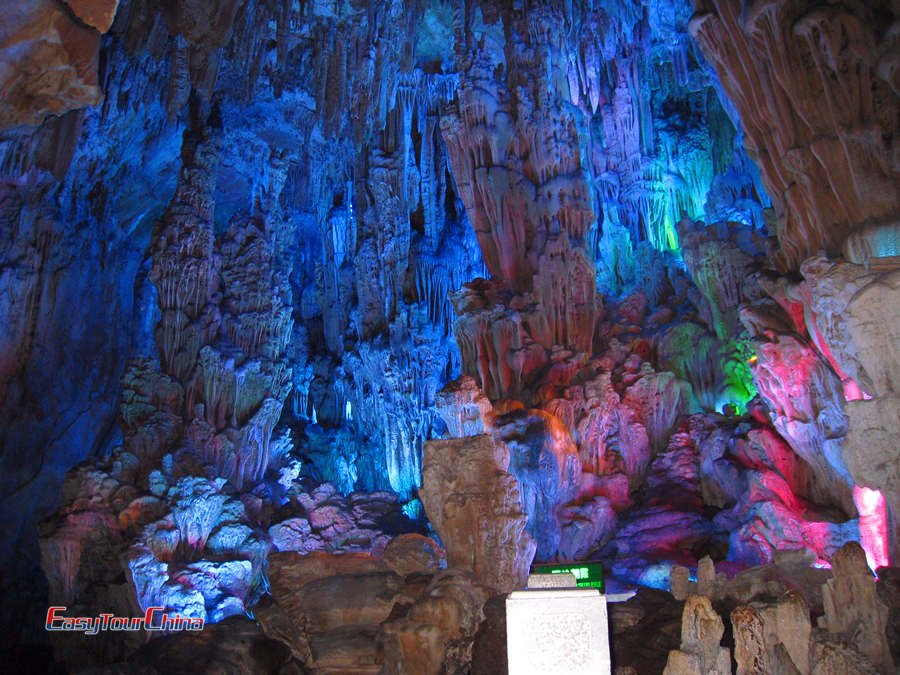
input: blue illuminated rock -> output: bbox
[3,0,898,670]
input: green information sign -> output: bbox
[532,561,604,590]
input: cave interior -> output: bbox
[0,0,898,672]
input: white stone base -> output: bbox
[506,588,611,675]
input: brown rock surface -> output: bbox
[730,594,813,675]
[0,0,103,129]
[381,568,491,675]
[62,0,120,32]
[732,604,770,675]
[690,0,900,272]
[297,572,406,633]
[268,551,390,608]
[470,595,508,675]
[663,595,731,675]
[811,630,881,675]
[264,550,423,673]
[419,434,536,593]
[382,533,447,578]
[821,542,894,674]
[127,616,303,674]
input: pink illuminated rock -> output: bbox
[726,496,858,568]
[854,486,890,573]
[269,486,413,557]
[751,333,855,514]
[622,367,690,452]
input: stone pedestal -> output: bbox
[506,588,611,675]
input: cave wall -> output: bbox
[691,0,900,562]
[0,0,896,668]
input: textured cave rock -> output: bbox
[821,542,894,673]
[0,0,108,130]
[261,544,485,674]
[662,594,731,675]
[124,615,304,675]
[1,0,898,669]
[750,332,855,515]
[690,0,900,272]
[663,543,897,675]
[419,434,536,594]
[381,568,493,675]
[491,408,582,560]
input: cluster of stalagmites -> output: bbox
[434,220,871,586]
[38,413,527,673]
[18,0,900,672]
[37,114,299,666]
[419,0,894,637]
[663,543,896,675]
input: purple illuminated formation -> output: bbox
[0,0,897,672]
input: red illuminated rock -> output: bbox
[751,333,855,514]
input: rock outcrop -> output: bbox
[3,0,899,671]
[666,543,896,675]
[821,542,894,673]
[663,595,731,675]
[419,434,535,594]
[690,0,900,272]
[0,0,114,129]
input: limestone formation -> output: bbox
[381,569,492,675]
[4,0,900,671]
[435,375,493,438]
[0,0,107,129]
[731,593,812,675]
[491,409,582,559]
[821,542,894,673]
[663,595,731,675]
[690,0,900,272]
[750,332,855,514]
[62,0,121,33]
[419,435,535,594]
[732,605,771,675]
